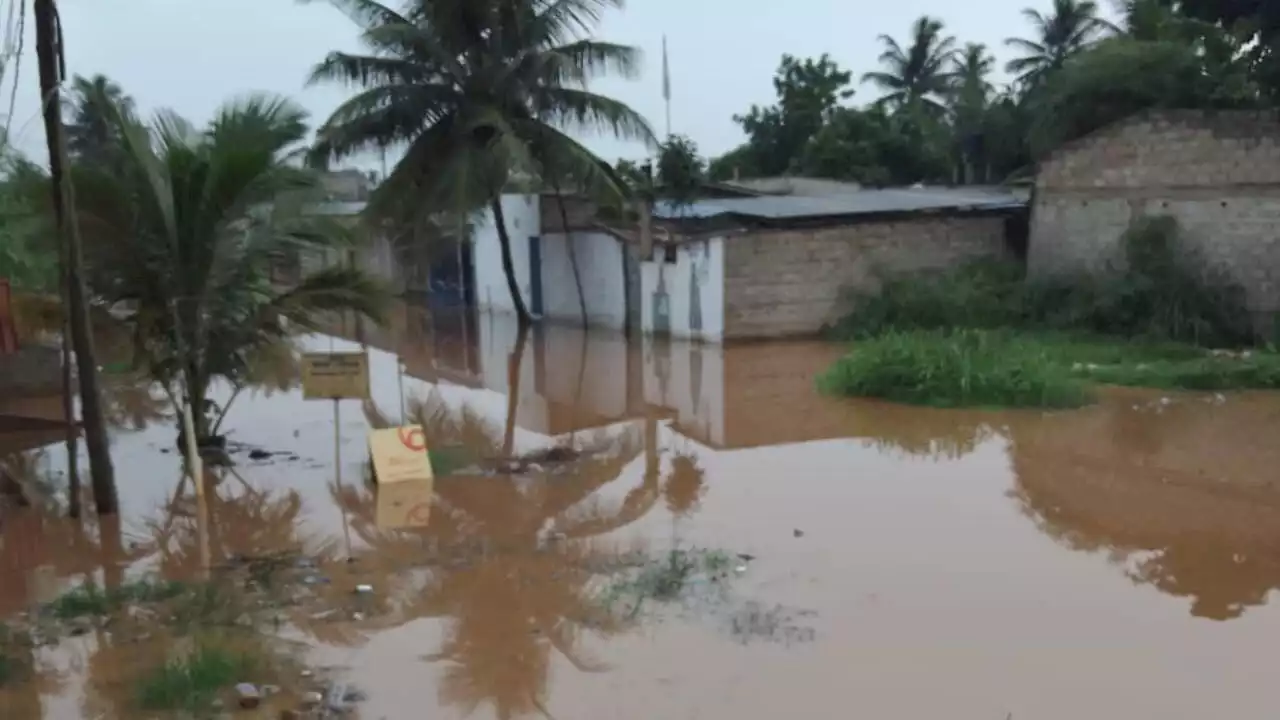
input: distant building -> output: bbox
[320,169,375,202]
[470,187,1027,341]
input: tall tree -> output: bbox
[949,43,996,183]
[1005,0,1118,88]
[655,134,705,206]
[719,53,853,178]
[65,75,135,166]
[305,0,656,328]
[861,16,958,114]
[35,0,116,514]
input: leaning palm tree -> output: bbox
[68,94,390,446]
[305,0,658,326]
[861,15,959,115]
[1005,0,1118,88]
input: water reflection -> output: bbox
[324,393,659,718]
[1011,391,1280,620]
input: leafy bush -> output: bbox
[831,216,1256,348]
[816,329,1093,409]
[827,258,1026,338]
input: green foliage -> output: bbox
[721,54,854,178]
[655,135,706,206]
[46,579,187,620]
[1004,0,1116,87]
[65,74,137,167]
[833,217,1255,348]
[818,329,1094,408]
[861,16,958,114]
[136,644,254,712]
[0,144,55,292]
[306,0,655,226]
[1030,37,1258,154]
[827,258,1027,338]
[68,93,389,437]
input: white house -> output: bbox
[471,192,727,342]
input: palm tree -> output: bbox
[1005,0,1118,87]
[68,94,390,445]
[65,74,136,167]
[949,43,996,184]
[861,16,959,114]
[305,0,658,327]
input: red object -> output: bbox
[398,426,425,451]
[0,279,16,355]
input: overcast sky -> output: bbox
[3,0,1120,171]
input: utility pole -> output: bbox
[34,0,117,514]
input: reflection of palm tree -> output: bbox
[333,395,660,718]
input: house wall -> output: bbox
[473,194,541,315]
[639,238,726,342]
[540,232,628,329]
[1030,110,1280,321]
[721,216,1009,339]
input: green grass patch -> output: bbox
[602,548,736,615]
[819,329,1280,408]
[136,643,254,713]
[45,579,187,620]
[818,329,1095,409]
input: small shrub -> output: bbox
[136,644,253,712]
[828,216,1257,349]
[817,329,1093,409]
[828,259,1025,338]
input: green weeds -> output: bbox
[822,216,1278,406]
[603,548,736,615]
[136,643,255,712]
[818,330,1094,409]
[45,578,187,620]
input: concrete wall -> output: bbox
[540,232,628,330]
[639,238,725,342]
[721,216,1009,339]
[473,194,540,315]
[1030,111,1280,316]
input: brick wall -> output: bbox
[722,215,1010,339]
[1031,111,1280,318]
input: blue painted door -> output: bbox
[528,236,543,315]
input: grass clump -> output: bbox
[832,216,1257,349]
[46,578,187,620]
[136,643,254,712]
[817,329,1093,408]
[603,548,735,612]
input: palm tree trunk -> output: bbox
[490,196,532,327]
[35,0,117,515]
[552,188,587,328]
[502,322,529,457]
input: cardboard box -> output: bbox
[375,479,433,529]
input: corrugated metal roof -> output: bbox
[308,201,367,216]
[651,187,1025,222]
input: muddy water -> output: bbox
[4,304,1280,718]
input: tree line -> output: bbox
[646,0,1280,190]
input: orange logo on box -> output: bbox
[369,425,434,485]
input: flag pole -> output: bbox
[661,34,671,139]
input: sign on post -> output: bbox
[301,352,369,400]
[368,424,435,485]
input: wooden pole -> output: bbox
[34,0,116,513]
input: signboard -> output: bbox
[368,424,434,485]
[376,479,433,529]
[301,352,369,400]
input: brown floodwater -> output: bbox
[4,303,1280,719]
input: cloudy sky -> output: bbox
[3,0,1120,170]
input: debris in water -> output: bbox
[737,553,756,562]
[793,529,804,538]
[248,448,272,460]
[235,683,261,709]
[354,584,373,594]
